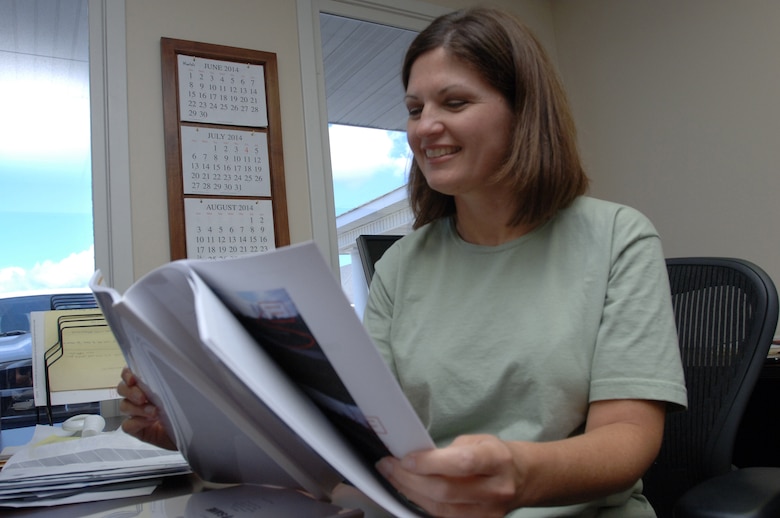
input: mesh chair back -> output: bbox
[356,235,403,284]
[643,258,779,517]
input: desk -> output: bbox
[733,356,780,468]
[0,420,202,517]
[3,474,201,517]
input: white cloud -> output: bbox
[0,246,95,293]
[0,60,90,163]
[329,125,410,181]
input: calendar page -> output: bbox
[180,126,271,196]
[178,55,268,127]
[184,198,275,260]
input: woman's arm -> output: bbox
[376,398,665,518]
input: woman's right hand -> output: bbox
[117,366,177,450]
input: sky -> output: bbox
[0,122,410,294]
[0,54,95,293]
[329,124,410,216]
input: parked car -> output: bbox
[0,290,101,428]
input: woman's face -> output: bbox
[405,47,514,199]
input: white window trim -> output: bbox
[89,0,134,292]
[296,0,449,274]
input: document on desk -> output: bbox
[0,425,191,507]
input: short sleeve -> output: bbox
[590,207,688,411]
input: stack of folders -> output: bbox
[0,425,191,508]
[31,307,126,416]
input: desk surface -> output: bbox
[3,474,202,517]
[0,420,202,517]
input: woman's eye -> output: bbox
[445,100,467,110]
[407,106,422,117]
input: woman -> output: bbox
[363,6,686,517]
[119,6,686,517]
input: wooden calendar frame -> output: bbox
[161,37,289,260]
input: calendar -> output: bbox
[162,38,289,260]
[180,126,270,196]
[178,55,268,127]
[184,198,275,259]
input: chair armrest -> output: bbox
[675,467,780,518]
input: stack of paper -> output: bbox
[0,425,191,508]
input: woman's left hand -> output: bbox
[375,400,666,518]
[376,434,521,518]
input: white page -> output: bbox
[190,272,424,517]
[91,269,343,501]
[189,241,435,458]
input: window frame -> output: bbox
[89,0,134,292]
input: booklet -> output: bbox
[90,241,435,517]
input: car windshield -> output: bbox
[0,293,98,336]
[0,295,56,335]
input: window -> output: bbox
[298,0,449,312]
[299,0,448,262]
[0,0,129,427]
[0,0,134,294]
[320,13,416,310]
[0,0,93,293]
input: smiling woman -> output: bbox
[0,0,94,293]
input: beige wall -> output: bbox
[551,0,780,318]
[125,0,307,277]
[424,0,559,55]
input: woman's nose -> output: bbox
[413,107,444,137]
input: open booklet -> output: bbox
[89,241,435,517]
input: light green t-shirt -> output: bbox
[363,196,688,517]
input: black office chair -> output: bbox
[642,258,779,518]
[356,234,403,284]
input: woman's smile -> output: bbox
[405,47,513,198]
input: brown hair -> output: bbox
[402,7,588,229]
